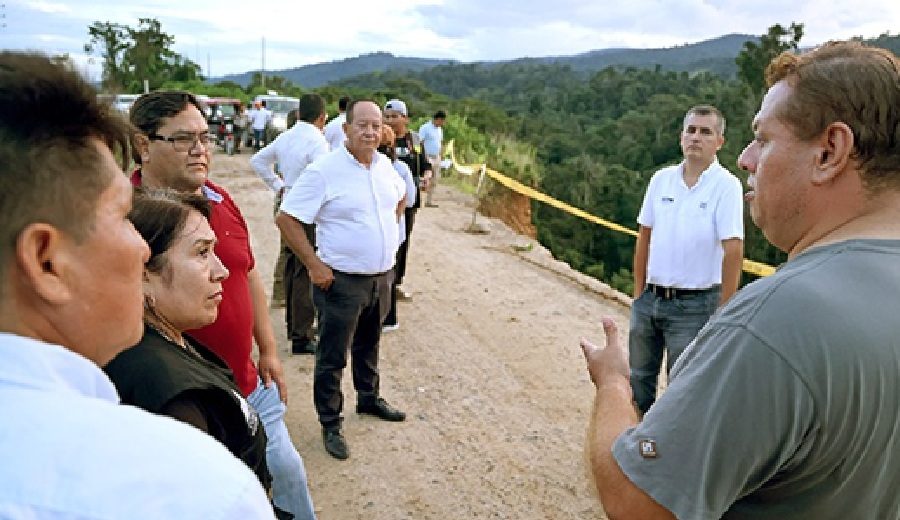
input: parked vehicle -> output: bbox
[253,93,299,142]
[96,93,140,115]
[204,98,242,155]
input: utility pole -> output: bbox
[261,37,266,90]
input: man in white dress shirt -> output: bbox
[250,100,273,150]
[276,100,407,460]
[323,95,350,150]
[251,93,329,355]
[0,51,272,519]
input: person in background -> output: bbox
[383,98,432,311]
[251,100,273,150]
[324,95,350,150]
[378,124,417,332]
[251,94,330,355]
[130,91,316,519]
[580,40,900,519]
[105,188,271,492]
[234,103,249,154]
[628,104,744,416]
[418,109,446,207]
[276,100,408,461]
[0,51,272,518]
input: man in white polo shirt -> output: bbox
[251,93,329,355]
[276,99,407,460]
[418,109,446,207]
[629,104,744,416]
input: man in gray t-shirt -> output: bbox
[579,41,900,519]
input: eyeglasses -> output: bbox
[148,132,211,152]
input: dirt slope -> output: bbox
[210,151,631,519]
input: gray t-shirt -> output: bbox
[614,239,900,519]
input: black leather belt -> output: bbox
[333,268,391,278]
[647,283,716,300]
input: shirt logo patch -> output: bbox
[639,439,658,458]
[661,196,675,204]
[698,202,708,209]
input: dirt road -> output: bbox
[210,151,631,519]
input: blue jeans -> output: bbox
[248,377,316,519]
[628,286,719,414]
[253,128,265,150]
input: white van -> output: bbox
[253,94,300,135]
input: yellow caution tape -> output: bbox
[445,141,776,277]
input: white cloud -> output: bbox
[23,0,71,14]
[3,0,897,76]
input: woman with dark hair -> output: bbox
[104,188,271,492]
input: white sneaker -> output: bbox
[382,323,400,333]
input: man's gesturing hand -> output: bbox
[580,317,630,388]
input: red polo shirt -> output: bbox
[131,171,259,395]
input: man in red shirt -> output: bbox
[130,91,316,520]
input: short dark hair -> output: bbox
[434,110,447,120]
[129,91,206,165]
[297,93,325,124]
[346,99,378,124]
[0,51,133,284]
[286,109,299,129]
[684,105,726,135]
[338,96,351,111]
[128,188,211,275]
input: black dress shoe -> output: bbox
[322,428,349,460]
[292,339,317,355]
[357,397,406,422]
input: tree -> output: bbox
[84,21,129,91]
[735,22,804,96]
[85,18,203,93]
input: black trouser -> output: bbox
[284,222,316,345]
[384,208,416,326]
[313,269,393,428]
[394,207,416,285]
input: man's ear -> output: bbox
[15,223,75,305]
[812,122,854,185]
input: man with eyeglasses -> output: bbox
[276,99,408,461]
[129,91,317,520]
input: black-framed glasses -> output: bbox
[148,132,211,152]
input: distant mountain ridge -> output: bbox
[211,32,899,88]
[214,52,456,88]
[534,34,759,77]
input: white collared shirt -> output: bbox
[418,120,443,156]
[0,333,273,519]
[637,159,744,289]
[323,113,347,151]
[280,147,406,274]
[250,107,272,130]
[250,121,329,192]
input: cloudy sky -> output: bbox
[2,0,897,79]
